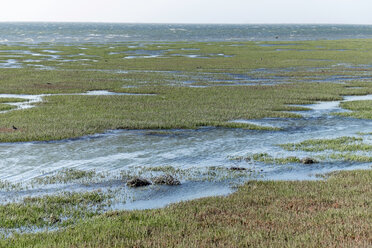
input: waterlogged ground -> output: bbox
[0,39,372,236]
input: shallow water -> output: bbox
[0,93,371,210]
[0,59,22,68]
[162,70,292,87]
[133,64,372,87]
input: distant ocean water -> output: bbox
[1,23,372,44]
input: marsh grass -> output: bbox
[0,103,15,111]
[120,165,259,183]
[214,122,279,130]
[32,168,104,185]
[0,81,367,142]
[280,136,372,152]
[1,170,370,247]
[0,37,371,246]
[0,191,111,231]
[324,153,372,162]
[277,136,372,162]
[339,100,372,119]
[230,153,302,164]
[1,40,372,141]
[0,98,27,103]
[0,180,22,191]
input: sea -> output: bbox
[0,23,372,44]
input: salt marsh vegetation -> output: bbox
[0,38,371,246]
[0,170,370,247]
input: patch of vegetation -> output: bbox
[278,136,372,163]
[0,180,22,191]
[0,81,365,142]
[214,122,279,131]
[319,153,372,162]
[0,104,16,111]
[338,100,372,120]
[141,165,182,174]
[32,168,104,185]
[1,40,372,141]
[1,170,370,247]
[121,165,258,183]
[279,136,372,152]
[0,191,111,230]
[0,98,27,103]
[229,153,302,164]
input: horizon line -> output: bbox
[0,21,372,26]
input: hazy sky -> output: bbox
[1,0,372,24]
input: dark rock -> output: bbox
[153,175,180,186]
[127,177,151,187]
[230,167,247,171]
[301,157,317,164]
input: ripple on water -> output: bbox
[0,94,372,211]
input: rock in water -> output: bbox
[301,157,317,164]
[230,167,247,171]
[153,175,181,186]
[127,177,151,187]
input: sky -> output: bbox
[1,0,372,24]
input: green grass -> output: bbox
[0,82,367,142]
[120,165,257,183]
[32,168,103,185]
[279,136,372,152]
[3,39,372,74]
[1,40,372,141]
[1,40,372,246]
[327,153,372,162]
[0,191,111,230]
[0,180,22,191]
[0,103,15,111]
[229,153,302,164]
[214,122,279,130]
[0,98,27,103]
[278,136,372,162]
[230,150,372,164]
[1,170,370,247]
[338,100,372,119]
